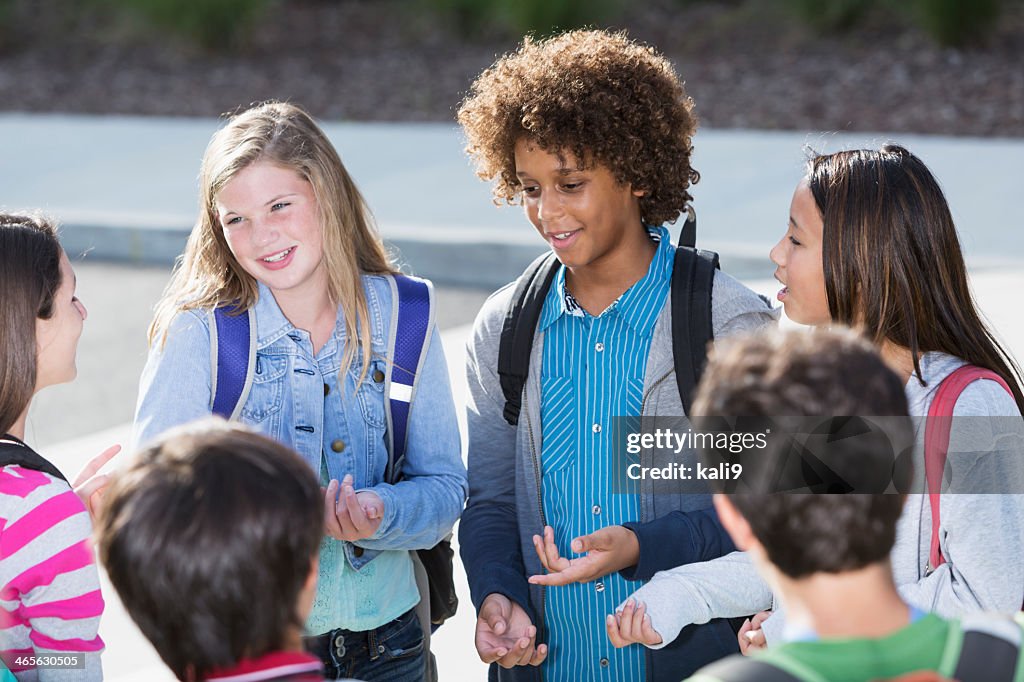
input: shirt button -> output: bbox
[600,657,609,668]
[595,580,605,593]
[372,369,385,383]
[331,439,346,453]
[595,342,605,352]
[592,423,602,434]
[353,546,364,557]
[323,383,330,397]
[592,504,601,515]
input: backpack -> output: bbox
[689,613,1024,682]
[497,211,720,425]
[208,274,458,629]
[0,435,67,483]
[924,364,1015,576]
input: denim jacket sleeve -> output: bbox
[133,310,213,451]
[357,322,468,551]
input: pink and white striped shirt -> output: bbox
[1,462,104,681]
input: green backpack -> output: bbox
[690,613,1024,682]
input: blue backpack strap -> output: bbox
[209,305,258,420]
[384,274,434,483]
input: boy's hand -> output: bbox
[606,598,663,648]
[737,610,770,655]
[72,444,121,520]
[475,593,548,668]
[528,524,639,586]
[323,475,384,541]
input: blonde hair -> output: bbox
[150,102,394,379]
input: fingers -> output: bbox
[527,642,547,666]
[73,443,121,487]
[528,565,583,586]
[745,626,766,651]
[639,609,663,645]
[751,610,771,628]
[496,628,537,668]
[606,613,629,648]
[342,477,375,535]
[737,618,752,655]
[323,480,346,540]
[542,526,567,571]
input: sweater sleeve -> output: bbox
[0,467,104,681]
[623,551,773,650]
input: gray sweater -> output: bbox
[632,351,1024,648]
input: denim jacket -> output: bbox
[134,275,467,572]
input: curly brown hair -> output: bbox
[457,30,699,227]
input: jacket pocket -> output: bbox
[241,353,287,423]
[353,357,388,429]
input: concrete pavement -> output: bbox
[2,114,1022,288]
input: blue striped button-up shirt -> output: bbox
[538,226,674,682]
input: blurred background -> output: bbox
[2,1,1022,680]
[1,0,1021,132]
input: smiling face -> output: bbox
[769,181,830,326]
[216,161,326,301]
[513,138,649,277]
[35,251,88,391]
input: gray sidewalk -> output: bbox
[2,114,1022,288]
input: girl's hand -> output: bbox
[323,474,384,542]
[72,444,121,520]
[737,610,770,655]
[606,598,663,648]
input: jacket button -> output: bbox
[353,546,364,557]
[372,369,385,383]
[324,383,330,397]
[331,439,346,453]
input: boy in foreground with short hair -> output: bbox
[614,328,1023,681]
[458,29,777,681]
[96,420,358,682]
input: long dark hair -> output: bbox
[807,144,1024,413]
[0,214,63,434]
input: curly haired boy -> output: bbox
[457,30,778,682]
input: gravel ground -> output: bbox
[1,0,1022,135]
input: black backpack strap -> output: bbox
[951,613,1023,682]
[693,655,807,682]
[0,438,68,483]
[679,205,697,248]
[671,245,719,416]
[497,251,560,426]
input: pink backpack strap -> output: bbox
[924,365,1013,572]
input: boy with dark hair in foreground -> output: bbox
[96,420,358,682]
[634,328,1023,682]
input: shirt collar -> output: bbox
[537,225,674,336]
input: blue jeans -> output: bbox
[304,608,426,681]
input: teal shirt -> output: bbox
[537,226,674,681]
[307,457,418,634]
